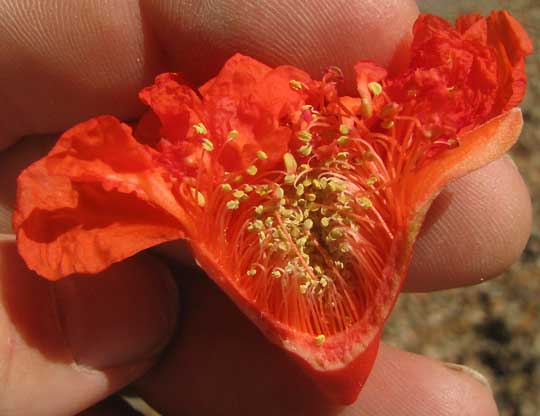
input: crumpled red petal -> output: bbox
[13,116,187,279]
[199,54,313,170]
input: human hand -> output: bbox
[0,1,531,415]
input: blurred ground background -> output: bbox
[384,1,540,415]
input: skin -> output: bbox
[0,0,532,415]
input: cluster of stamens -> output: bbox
[176,74,455,344]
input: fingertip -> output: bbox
[405,156,532,292]
[356,344,498,416]
[54,252,179,370]
[144,0,419,87]
[0,239,178,415]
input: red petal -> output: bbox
[486,11,533,111]
[200,54,311,171]
[13,116,187,280]
[139,72,203,145]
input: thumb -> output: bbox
[0,235,178,416]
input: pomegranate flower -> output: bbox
[13,11,531,404]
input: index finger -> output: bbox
[0,0,418,147]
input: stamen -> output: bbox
[368,82,383,96]
[283,153,298,173]
[193,122,208,135]
[256,150,268,160]
[201,138,214,152]
[289,79,303,90]
[314,334,326,346]
[246,165,258,176]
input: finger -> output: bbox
[135,274,497,416]
[0,0,418,146]
[0,236,178,416]
[141,0,418,85]
[404,155,532,292]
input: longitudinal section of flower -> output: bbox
[174,76,454,341]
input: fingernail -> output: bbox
[502,153,519,172]
[53,254,178,370]
[444,363,492,394]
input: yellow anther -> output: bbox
[300,163,310,170]
[226,200,240,210]
[258,231,266,241]
[256,150,268,160]
[246,165,258,176]
[191,187,206,207]
[265,217,274,227]
[357,196,373,209]
[321,217,330,227]
[328,181,338,192]
[278,242,289,252]
[221,183,232,192]
[275,186,285,199]
[339,124,349,134]
[306,193,316,202]
[289,79,303,90]
[320,178,328,189]
[283,152,298,174]
[334,260,344,269]
[255,205,264,215]
[244,184,254,192]
[193,123,207,135]
[320,277,328,287]
[284,174,296,185]
[339,243,350,253]
[247,268,257,277]
[303,218,314,231]
[253,219,264,230]
[366,175,378,186]
[337,194,349,204]
[234,175,243,183]
[298,131,313,142]
[279,206,292,217]
[330,227,343,238]
[368,81,383,96]
[336,152,349,160]
[196,191,206,207]
[299,281,310,294]
[381,119,394,129]
[296,183,305,196]
[315,334,326,346]
[312,179,321,189]
[271,270,282,278]
[337,135,349,146]
[298,144,313,157]
[233,190,246,199]
[302,178,312,187]
[227,129,239,140]
[201,138,214,152]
